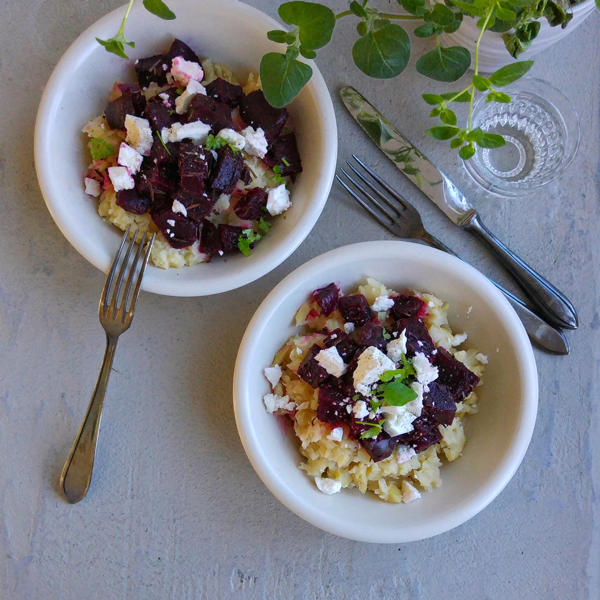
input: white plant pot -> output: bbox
[440,0,597,73]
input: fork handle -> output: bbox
[421,232,569,355]
[463,213,578,330]
[60,334,118,503]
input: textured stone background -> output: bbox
[0,0,598,598]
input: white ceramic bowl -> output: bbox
[234,241,538,543]
[34,0,337,296]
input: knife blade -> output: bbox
[340,85,579,331]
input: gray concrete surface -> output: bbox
[1,0,598,598]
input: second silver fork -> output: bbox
[337,158,569,355]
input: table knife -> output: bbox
[340,86,578,331]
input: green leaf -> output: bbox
[466,127,484,142]
[286,47,300,61]
[459,143,476,160]
[426,125,460,140]
[440,108,457,125]
[486,91,511,103]
[400,0,427,17]
[477,14,495,29]
[260,52,313,108]
[425,3,456,26]
[267,30,289,43]
[448,0,484,16]
[430,107,442,117]
[440,90,472,102]
[258,217,272,236]
[495,4,517,21]
[472,74,491,91]
[350,0,368,18]
[359,424,382,439]
[352,23,410,79]
[383,381,418,406]
[416,46,471,82]
[477,132,506,148]
[450,137,463,149]
[278,1,336,49]
[422,93,444,105]
[142,0,176,19]
[414,23,437,38]
[489,60,534,87]
[299,47,317,59]
[238,228,263,256]
[443,13,464,34]
[89,137,115,161]
[357,21,368,36]
[596,0,600,9]
[489,18,517,33]
[96,37,131,59]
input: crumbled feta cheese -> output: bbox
[172,199,187,216]
[327,427,344,442]
[396,445,416,464]
[346,404,353,414]
[117,142,143,174]
[170,56,204,86]
[344,322,355,334]
[266,184,291,216]
[175,79,206,114]
[315,346,346,378]
[452,332,468,346]
[166,219,175,227]
[476,352,489,364]
[386,330,407,362]
[263,393,295,413]
[160,127,172,144]
[352,400,369,420]
[108,166,134,192]
[428,301,435,308]
[264,365,283,388]
[172,120,212,144]
[167,123,182,142]
[315,477,342,495]
[401,480,421,503]
[405,382,424,417]
[380,405,417,436]
[212,193,231,213]
[159,92,171,107]
[371,295,395,312]
[84,177,102,197]
[217,128,246,151]
[353,346,396,396]
[124,115,153,156]
[412,352,439,387]
[241,126,268,158]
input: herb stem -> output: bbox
[118,0,136,36]
[335,10,353,19]
[378,12,422,20]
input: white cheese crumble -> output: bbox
[166,219,175,227]
[212,193,231,213]
[172,199,188,216]
[170,56,204,86]
[84,177,102,197]
[475,352,489,364]
[452,332,468,346]
[315,477,342,495]
[401,479,421,503]
[171,120,212,144]
[352,400,369,420]
[371,295,395,312]
[266,184,291,216]
[380,405,417,436]
[353,346,396,396]
[315,346,346,378]
[327,427,344,442]
[386,330,408,362]
[263,393,295,413]
[344,322,355,334]
[117,142,143,174]
[405,381,424,417]
[412,352,439,387]
[264,365,283,388]
[217,128,246,151]
[175,79,206,114]
[107,166,134,192]
[124,115,153,156]
[396,445,416,464]
[160,127,172,144]
[241,126,268,158]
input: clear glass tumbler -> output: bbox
[463,78,580,197]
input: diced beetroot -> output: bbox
[148,134,178,166]
[199,219,221,256]
[312,283,339,316]
[218,224,243,253]
[390,295,425,320]
[399,418,443,453]
[178,142,209,196]
[324,329,359,363]
[423,382,456,426]
[210,146,244,194]
[171,188,216,223]
[105,85,146,130]
[356,322,388,352]
[205,78,245,108]
[338,294,374,326]
[392,318,435,356]
[317,385,351,426]
[234,188,268,220]
[151,209,198,249]
[115,189,151,215]
[167,39,200,64]
[297,344,331,388]
[135,163,176,199]
[433,348,480,402]
[187,94,234,132]
[361,432,400,463]
[327,372,356,399]
[239,91,289,142]
[240,166,252,186]
[264,133,302,178]
[143,96,173,132]
[346,346,367,374]
[134,54,170,88]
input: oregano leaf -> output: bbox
[278,1,336,50]
[260,52,312,108]
[352,23,410,79]
[267,30,289,43]
[416,45,471,82]
[477,132,506,148]
[489,60,534,86]
[426,125,460,140]
[142,0,176,20]
[459,143,476,159]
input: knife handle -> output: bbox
[463,213,578,330]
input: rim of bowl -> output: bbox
[233,241,539,543]
[34,0,337,297]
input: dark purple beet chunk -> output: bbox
[239,91,289,142]
[356,322,387,352]
[361,433,400,463]
[143,96,173,132]
[240,166,252,186]
[135,163,176,202]
[151,210,198,249]
[399,420,443,453]
[115,189,151,215]
[134,54,170,88]
[327,373,356,399]
[234,188,268,220]
[148,134,178,166]
[423,382,456,426]
[338,294,374,326]
[205,78,245,108]
[297,344,331,388]
[178,142,209,196]
[218,224,244,254]
[312,283,339,316]
[264,133,302,178]
[349,409,381,440]
[171,188,216,223]
[324,329,359,363]
[167,39,200,64]
[187,94,234,132]
[199,219,221,257]
[317,385,351,426]
[392,317,435,357]
[210,146,244,195]
[105,85,146,130]
[390,295,425,320]
[433,347,480,402]
[346,346,366,374]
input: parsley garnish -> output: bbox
[156,130,171,156]
[282,157,290,167]
[383,380,417,407]
[237,228,262,257]
[271,165,286,185]
[356,422,382,439]
[205,134,240,154]
[258,217,271,236]
[89,138,115,161]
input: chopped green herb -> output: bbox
[382,328,392,340]
[258,217,272,236]
[237,228,263,256]
[271,165,286,185]
[383,380,418,407]
[380,356,415,383]
[282,157,290,167]
[206,134,240,154]
[156,130,171,156]
[370,398,383,412]
[356,422,382,439]
[352,394,360,402]
[89,138,115,161]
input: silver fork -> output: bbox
[336,157,569,356]
[60,227,156,503]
